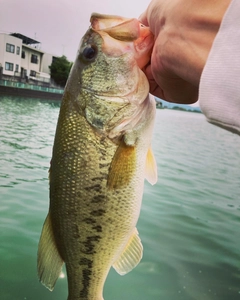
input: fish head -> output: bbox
[66,13,154,138]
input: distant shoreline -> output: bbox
[156,104,202,114]
[156,98,202,113]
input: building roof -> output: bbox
[10,33,40,45]
[22,43,45,54]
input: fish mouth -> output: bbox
[90,13,154,69]
[90,14,140,41]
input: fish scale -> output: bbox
[37,13,157,300]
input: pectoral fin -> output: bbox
[145,147,158,185]
[113,228,143,275]
[107,139,136,190]
[37,212,64,291]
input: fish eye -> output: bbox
[81,45,98,61]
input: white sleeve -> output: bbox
[199,0,240,135]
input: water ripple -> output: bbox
[0,99,240,300]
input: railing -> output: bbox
[0,79,64,94]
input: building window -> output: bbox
[15,64,19,72]
[16,47,20,55]
[21,51,25,59]
[5,62,14,71]
[6,43,15,53]
[31,54,38,64]
[30,70,36,77]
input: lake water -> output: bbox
[0,96,240,300]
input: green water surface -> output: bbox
[0,96,240,300]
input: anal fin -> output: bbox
[113,228,143,275]
[37,212,64,291]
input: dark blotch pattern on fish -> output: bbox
[91,194,105,203]
[91,209,106,216]
[99,148,107,156]
[80,268,92,298]
[99,172,108,180]
[99,163,109,168]
[91,176,105,181]
[82,235,101,254]
[92,225,102,232]
[83,217,96,224]
[84,184,102,192]
[79,257,93,268]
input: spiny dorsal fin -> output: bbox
[107,139,136,190]
[145,147,158,185]
[112,228,143,275]
[37,213,64,291]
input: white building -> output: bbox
[0,32,56,82]
[0,34,22,76]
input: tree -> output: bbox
[49,55,72,87]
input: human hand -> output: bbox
[139,0,231,104]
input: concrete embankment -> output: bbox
[0,80,64,100]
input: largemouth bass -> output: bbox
[37,13,157,300]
